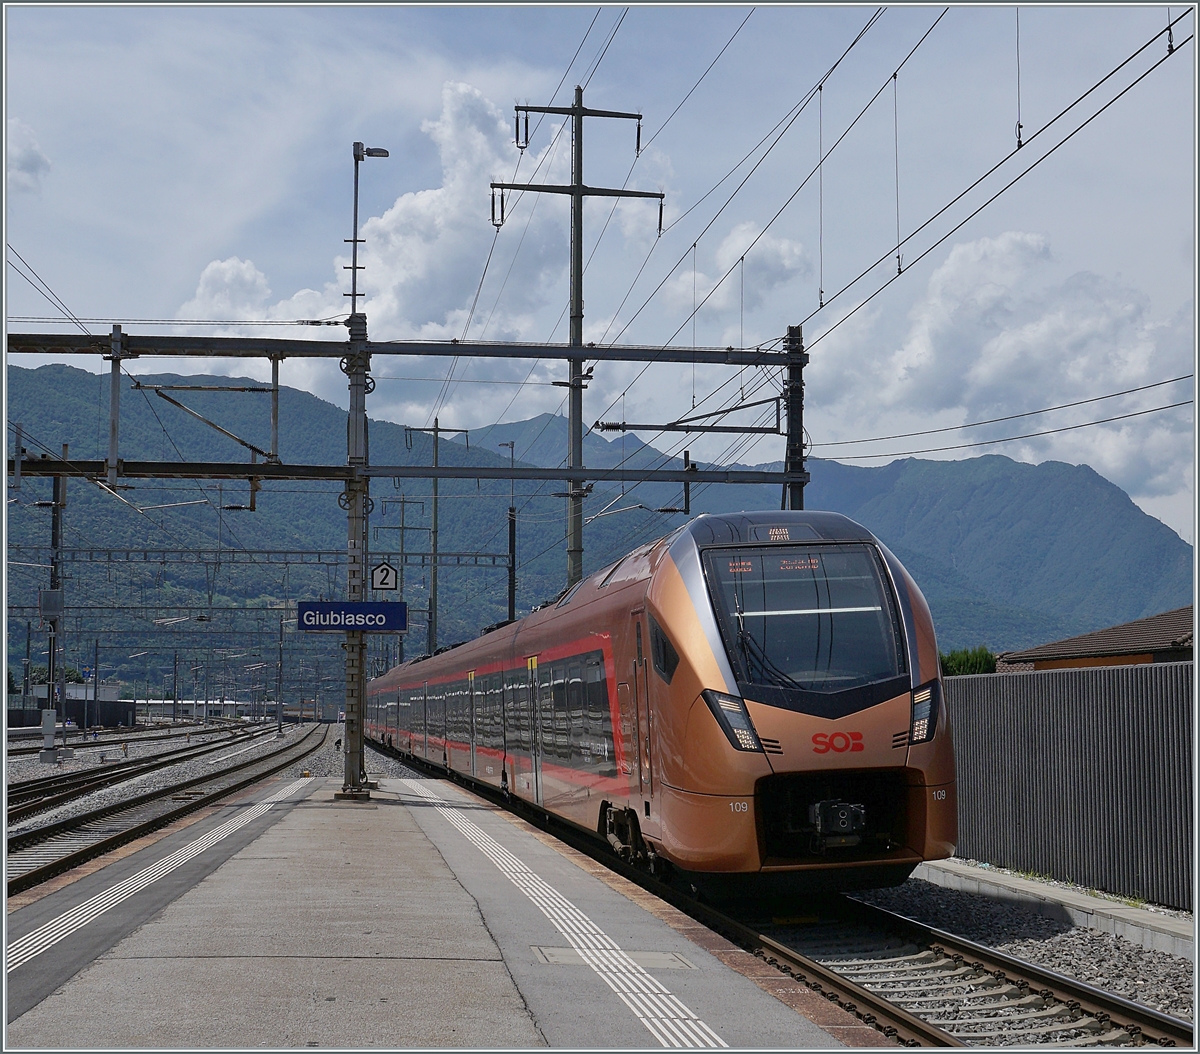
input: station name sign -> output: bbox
[297,601,408,633]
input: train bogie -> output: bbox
[365,510,956,894]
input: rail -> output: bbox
[6,726,277,823]
[6,724,327,896]
[372,738,1192,1048]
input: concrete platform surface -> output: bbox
[914,859,1194,959]
[5,774,879,1049]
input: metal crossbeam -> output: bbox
[8,458,805,486]
[7,546,510,567]
[7,332,788,367]
[6,546,345,565]
[9,456,806,484]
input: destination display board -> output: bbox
[297,601,408,633]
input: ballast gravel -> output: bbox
[6,724,241,783]
[277,726,420,781]
[7,725,301,836]
[856,878,1194,1022]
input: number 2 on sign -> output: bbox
[729,801,749,813]
[371,563,398,591]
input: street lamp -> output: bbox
[346,142,390,315]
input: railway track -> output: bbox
[6,722,237,758]
[374,740,1192,1048]
[748,897,1191,1047]
[6,723,327,896]
[6,726,282,824]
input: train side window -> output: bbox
[568,664,583,764]
[649,615,680,684]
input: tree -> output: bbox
[28,663,83,684]
[7,668,16,695]
[940,646,997,676]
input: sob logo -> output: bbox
[812,731,864,753]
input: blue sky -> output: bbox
[6,5,1196,539]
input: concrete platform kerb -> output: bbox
[914,859,1194,959]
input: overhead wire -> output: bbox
[801,9,1193,333]
[454,5,602,347]
[603,7,892,348]
[462,8,751,526]
[827,401,1193,461]
[805,26,1193,353]
[581,8,628,89]
[6,245,92,336]
[813,375,1195,448]
[640,8,949,355]
[429,8,606,424]
[588,7,900,421]
[3,251,252,554]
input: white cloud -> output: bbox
[6,118,51,193]
[221,81,576,348]
[659,221,809,320]
[179,257,271,319]
[810,231,1194,539]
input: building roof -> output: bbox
[1000,606,1194,663]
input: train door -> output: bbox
[420,683,427,759]
[616,682,636,782]
[633,617,654,807]
[468,672,477,777]
[501,673,511,793]
[527,658,543,806]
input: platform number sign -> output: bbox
[370,562,399,591]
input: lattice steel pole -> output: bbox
[784,324,809,511]
[340,311,372,797]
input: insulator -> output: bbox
[657,198,664,236]
[636,119,642,156]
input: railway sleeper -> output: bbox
[828,949,952,969]
[845,963,985,983]
[1043,1029,1139,1048]
[926,1003,1076,1027]
[906,991,1046,1013]
[870,983,1004,1004]
[948,1017,1105,1041]
[823,948,936,968]
[899,983,1030,1009]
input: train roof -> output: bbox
[679,510,876,547]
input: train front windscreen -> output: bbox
[703,544,908,710]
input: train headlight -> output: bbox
[909,680,940,744]
[701,690,763,752]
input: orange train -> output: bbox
[366,511,956,894]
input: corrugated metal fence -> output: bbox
[944,662,1193,911]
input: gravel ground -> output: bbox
[952,857,1193,922]
[276,726,421,781]
[6,724,241,784]
[856,878,1194,1022]
[7,725,302,836]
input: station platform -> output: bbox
[6,772,883,1049]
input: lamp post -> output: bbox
[346,141,390,315]
[342,139,388,799]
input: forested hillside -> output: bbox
[8,364,1191,688]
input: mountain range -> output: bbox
[6,364,1192,685]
